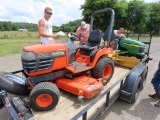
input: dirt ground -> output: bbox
[0,37,160,120]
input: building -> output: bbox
[18,29,28,32]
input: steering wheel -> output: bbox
[67,32,80,41]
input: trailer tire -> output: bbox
[0,71,29,95]
[0,98,4,109]
[29,82,60,111]
[140,68,148,90]
[91,58,114,85]
[130,76,142,103]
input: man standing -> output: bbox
[38,7,60,44]
[149,61,160,107]
[76,21,90,45]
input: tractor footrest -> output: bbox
[66,61,91,73]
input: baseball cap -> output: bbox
[81,21,86,29]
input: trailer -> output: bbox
[0,33,152,120]
[0,8,152,119]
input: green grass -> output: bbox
[0,31,158,57]
[0,31,69,57]
[0,38,39,57]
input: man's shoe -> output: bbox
[148,93,160,99]
[154,101,160,107]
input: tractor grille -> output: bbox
[22,57,54,72]
[139,46,145,53]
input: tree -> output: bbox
[81,0,128,32]
[146,1,160,35]
[0,22,4,31]
[126,0,148,33]
[11,23,18,31]
[3,21,12,31]
[80,0,159,34]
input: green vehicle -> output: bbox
[118,38,145,58]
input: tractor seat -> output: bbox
[79,29,102,55]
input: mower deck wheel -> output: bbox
[78,96,84,103]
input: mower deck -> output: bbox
[56,75,103,99]
[34,66,130,119]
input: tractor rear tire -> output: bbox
[91,58,114,85]
[0,71,29,95]
[29,82,60,111]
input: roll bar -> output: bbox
[89,8,115,47]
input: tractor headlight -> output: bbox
[139,46,145,53]
[21,51,36,60]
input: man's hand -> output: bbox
[120,34,125,38]
[52,34,60,39]
[80,37,83,40]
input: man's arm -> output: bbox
[76,27,83,40]
[38,19,59,38]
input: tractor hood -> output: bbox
[120,38,145,47]
[22,42,67,54]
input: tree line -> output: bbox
[0,0,160,35]
[0,20,81,33]
[81,0,160,35]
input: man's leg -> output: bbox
[149,69,160,98]
[114,39,119,50]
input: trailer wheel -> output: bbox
[0,71,29,95]
[29,82,60,111]
[91,58,114,85]
[130,76,142,103]
[0,98,4,109]
[140,68,148,90]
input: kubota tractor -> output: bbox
[0,8,115,111]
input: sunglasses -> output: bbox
[46,11,52,15]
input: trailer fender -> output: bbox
[120,64,147,103]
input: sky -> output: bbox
[0,0,159,26]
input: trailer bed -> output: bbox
[34,66,130,120]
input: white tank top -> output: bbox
[40,18,54,44]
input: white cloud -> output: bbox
[0,0,85,26]
[0,0,159,26]
[145,0,159,2]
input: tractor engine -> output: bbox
[119,38,145,58]
[21,40,76,77]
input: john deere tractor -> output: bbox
[118,38,145,59]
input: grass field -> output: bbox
[0,31,158,57]
[0,31,68,57]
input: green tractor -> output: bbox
[118,38,145,59]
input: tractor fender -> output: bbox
[120,64,147,103]
[90,47,113,67]
[90,49,100,62]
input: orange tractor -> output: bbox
[0,8,115,111]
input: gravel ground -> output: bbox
[0,38,160,120]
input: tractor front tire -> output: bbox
[91,58,114,85]
[29,82,60,111]
[0,71,29,95]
